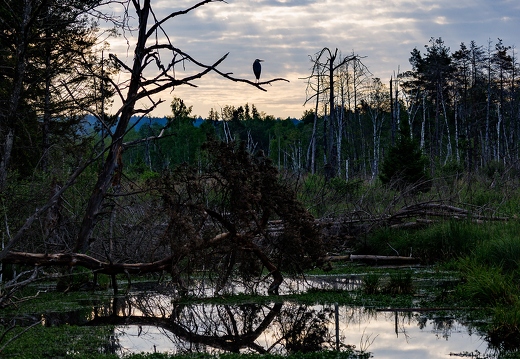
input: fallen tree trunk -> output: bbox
[350,254,420,265]
[4,251,420,278]
[3,251,174,275]
[323,254,420,265]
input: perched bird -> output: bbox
[253,59,264,82]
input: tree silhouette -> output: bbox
[74,0,289,253]
[379,121,430,189]
[158,140,324,295]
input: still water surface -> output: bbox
[95,293,491,358]
[23,274,499,358]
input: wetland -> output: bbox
[0,264,515,359]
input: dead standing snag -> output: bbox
[74,0,289,253]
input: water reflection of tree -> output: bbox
[272,303,335,353]
[83,295,350,355]
[87,296,284,353]
[9,297,506,357]
[430,316,456,340]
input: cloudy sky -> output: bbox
[105,0,519,119]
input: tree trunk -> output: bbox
[42,17,52,173]
[75,0,152,252]
[0,0,32,191]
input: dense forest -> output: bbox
[0,0,519,304]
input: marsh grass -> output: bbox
[488,303,520,351]
[384,271,414,295]
[0,325,116,359]
[457,258,518,306]
[361,273,381,294]
[1,325,370,359]
[471,233,520,273]
[362,220,514,264]
[361,271,414,295]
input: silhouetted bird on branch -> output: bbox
[253,59,263,82]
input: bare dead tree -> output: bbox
[69,0,289,253]
[301,48,366,179]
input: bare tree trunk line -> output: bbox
[421,93,426,150]
[0,0,32,192]
[440,88,452,164]
[74,1,151,253]
[390,76,395,145]
[311,74,321,174]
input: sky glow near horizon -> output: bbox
[103,0,519,119]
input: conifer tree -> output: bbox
[379,120,430,189]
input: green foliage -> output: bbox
[469,186,505,207]
[483,160,506,180]
[379,122,430,190]
[457,258,517,306]
[0,325,116,358]
[489,302,520,352]
[439,160,465,178]
[361,273,381,295]
[471,232,520,273]
[0,166,94,253]
[385,271,414,295]
[362,220,491,263]
[298,174,364,217]
[361,271,413,296]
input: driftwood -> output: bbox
[350,254,419,264]
[388,202,508,223]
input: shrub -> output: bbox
[362,220,487,263]
[488,302,520,352]
[472,234,520,273]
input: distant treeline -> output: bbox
[122,38,520,181]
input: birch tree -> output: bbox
[407,38,454,166]
[362,78,389,181]
[492,39,514,162]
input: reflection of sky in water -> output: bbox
[337,309,488,358]
[116,325,221,356]
[113,306,490,358]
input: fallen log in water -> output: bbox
[350,254,420,265]
[323,254,420,265]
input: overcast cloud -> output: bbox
[104,0,519,119]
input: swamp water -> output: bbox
[7,275,502,358]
